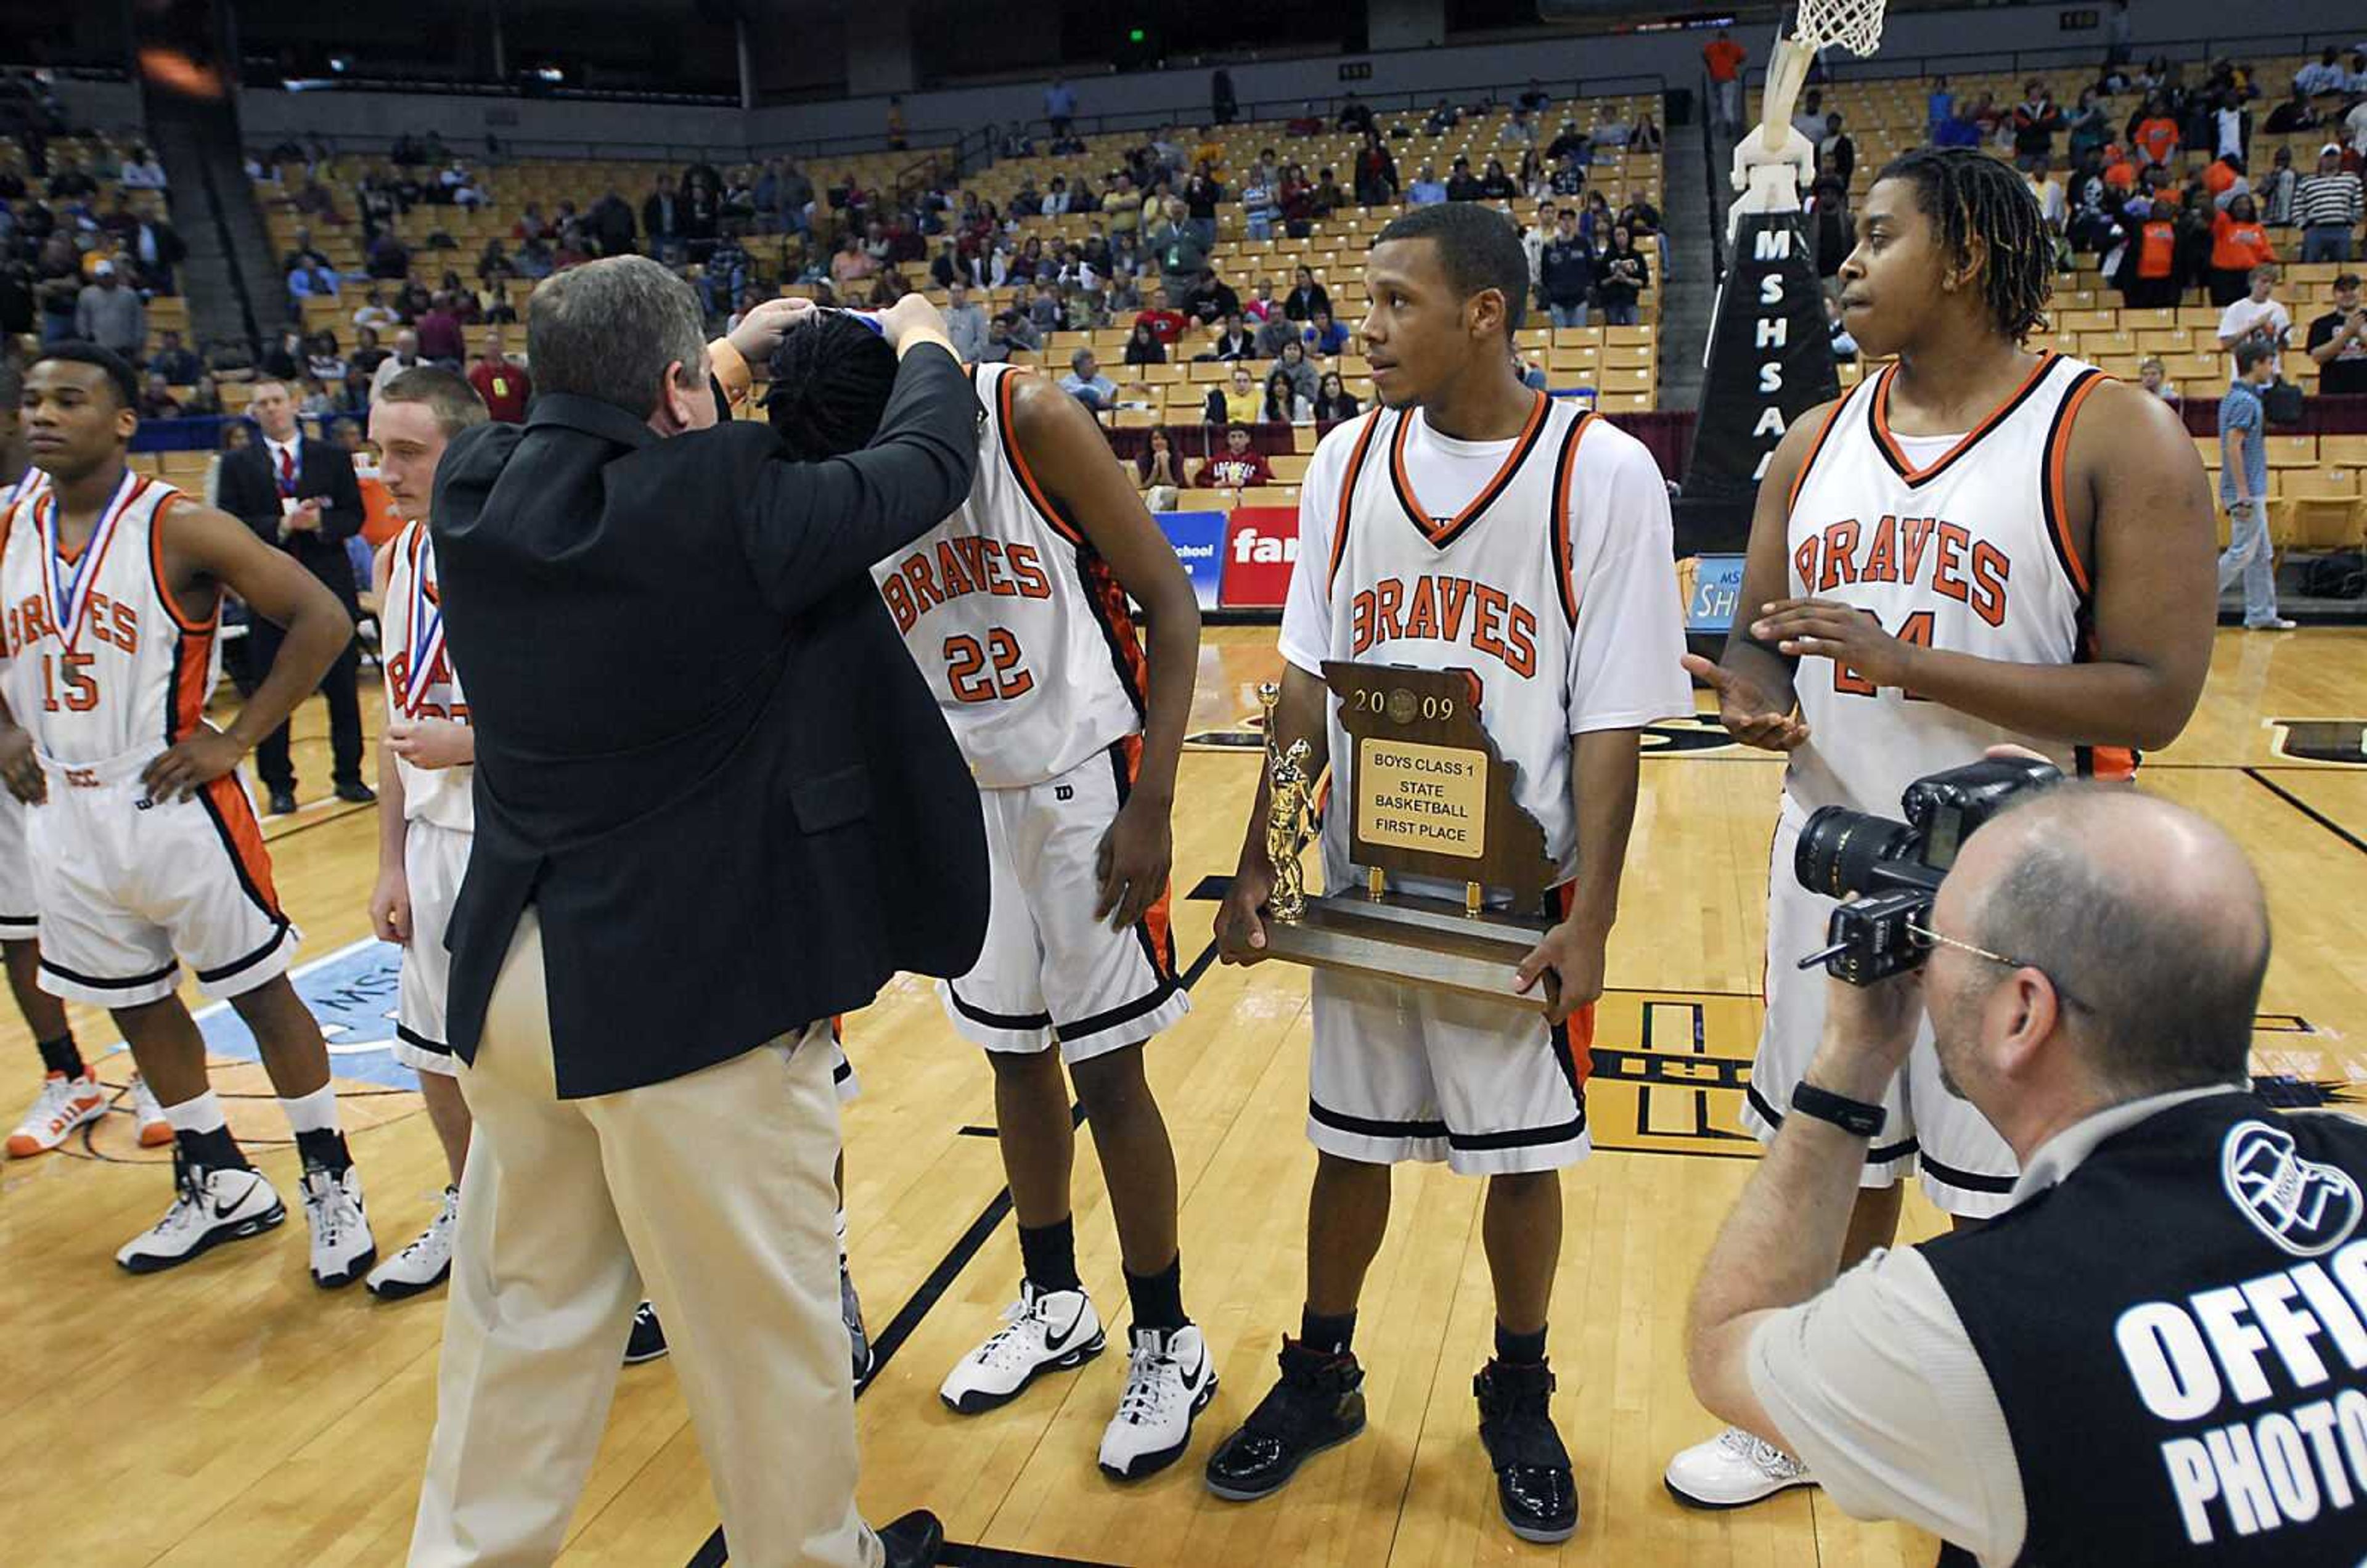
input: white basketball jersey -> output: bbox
[0,472,218,766]
[1783,353,2122,817]
[382,521,474,832]
[872,363,1144,790]
[2,467,51,517]
[1303,396,1603,891]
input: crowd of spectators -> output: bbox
[1,135,186,379]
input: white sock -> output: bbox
[161,1089,227,1136]
[279,1083,341,1137]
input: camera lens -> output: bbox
[1796,807,1918,900]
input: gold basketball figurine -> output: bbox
[1257,682,1315,922]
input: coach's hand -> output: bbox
[370,865,412,945]
[142,728,242,804]
[1095,796,1171,930]
[1682,653,1809,751]
[1216,862,1275,966]
[0,721,44,806]
[877,292,954,356]
[726,296,816,365]
[1515,918,1601,1026]
[1751,598,1921,690]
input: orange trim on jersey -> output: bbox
[1550,410,1596,629]
[145,492,216,635]
[1081,550,1150,719]
[1868,352,2058,486]
[202,772,282,915]
[2042,371,2107,600]
[168,627,212,744]
[1785,395,1853,514]
[1388,392,1550,547]
[996,368,1089,549]
[1327,409,1384,591]
[1113,733,1177,973]
[1553,882,1600,1088]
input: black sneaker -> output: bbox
[624,1301,668,1364]
[1474,1358,1577,1543]
[1203,1338,1366,1501]
[267,788,298,815]
[334,781,378,805]
[877,1508,943,1568]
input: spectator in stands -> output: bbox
[1205,365,1261,425]
[2307,272,2367,396]
[1313,371,1359,423]
[1207,311,1255,361]
[941,280,988,363]
[1595,226,1648,327]
[2295,48,2347,99]
[1135,428,1183,494]
[1135,284,1188,348]
[1150,201,1209,304]
[1183,166,1222,250]
[2217,341,2290,629]
[1408,164,1447,207]
[136,371,181,420]
[1934,104,1982,149]
[352,287,397,334]
[2264,89,2321,137]
[2135,356,2178,403]
[1285,264,1331,324]
[205,337,255,382]
[2114,198,2183,309]
[415,293,466,367]
[2011,81,2065,171]
[1480,158,1518,201]
[149,328,200,386]
[1790,89,1826,150]
[2207,202,2277,306]
[2216,262,2289,376]
[117,144,166,191]
[307,330,347,383]
[1516,352,1548,393]
[1540,209,1595,330]
[1202,426,1270,488]
[1248,298,1298,360]
[1059,348,1120,412]
[348,324,388,378]
[1703,30,1748,132]
[1029,282,1063,336]
[1304,308,1351,356]
[2295,145,2364,263]
[1632,112,1664,153]
[1123,320,1167,367]
[365,227,409,282]
[72,260,144,362]
[2131,97,2181,167]
[1424,99,1460,138]
[1354,132,1399,207]
[1261,367,1306,424]
[1044,76,1077,136]
[641,175,680,256]
[1338,93,1375,136]
[467,329,532,423]
[1502,105,1538,151]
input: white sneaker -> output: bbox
[1664,1426,1817,1508]
[7,1071,108,1157]
[366,1185,458,1300]
[128,1075,173,1147]
[1098,1323,1218,1480]
[300,1163,377,1288]
[2246,616,2299,631]
[116,1156,285,1273]
[938,1281,1105,1414]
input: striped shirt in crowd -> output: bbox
[2295,170,2365,229]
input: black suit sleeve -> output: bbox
[738,344,979,616]
[314,441,364,545]
[218,450,279,545]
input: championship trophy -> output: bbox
[1256,664,1560,1011]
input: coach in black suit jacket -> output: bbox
[408,259,982,1568]
[215,378,370,812]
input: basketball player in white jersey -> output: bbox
[1209,203,1691,1543]
[0,343,378,1284]
[768,309,1212,1479]
[1665,147,2215,1508]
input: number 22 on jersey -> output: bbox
[944,627,1035,703]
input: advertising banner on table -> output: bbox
[1679,554,1748,635]
[1219,506,1302,610]
[1156,510,1228,611]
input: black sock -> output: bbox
[1300,1306,1357,1357]
[175,1124,247,1170]
[35,1034,83,1078]
[1018,1215,1081,1294]
[1124,1253,1187,1333]
[294,1127,352,1175]
[1494,1321,1548,1366]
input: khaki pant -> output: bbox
[409,910,877,1568]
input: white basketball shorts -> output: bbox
[1741,799,2019,1217]
[939,738,1190,1065]
[394,817,470,1077]
[0,789,36,939]
[27,749,298,1008]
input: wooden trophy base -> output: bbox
[1261,889,1553,1011]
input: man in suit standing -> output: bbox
[407,259,986,1568]
[215,379,373,814]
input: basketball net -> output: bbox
[1732,0,1888,219]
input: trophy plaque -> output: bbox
[1256,662,1560,1011]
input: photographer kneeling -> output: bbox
[1687,779,2367,1566]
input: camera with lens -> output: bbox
[1793,757,2062,984]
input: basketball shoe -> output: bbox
[128,1074,173,1147]
[843,1256,873,1384]
[7,1071,107,1156]
[1098,1324,1217,1479]
[1664,1426,1815,1508]
[1204,1339,1367,1501]
[1474,1358,1578,1542]
[300,1161,375,1288]
[624,1301,668,1364]
[117,1153,285,1272]
[939,1281,1106,1414]
[366,1185,459,1300]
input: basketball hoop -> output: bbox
[1792,0,1886,58]
[1739,0,1889,217]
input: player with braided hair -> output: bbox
[1665,144,2218,1509]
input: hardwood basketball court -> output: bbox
[4,624,2364,1567]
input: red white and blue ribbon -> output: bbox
[38,470,142,650]
[398,527,446,718]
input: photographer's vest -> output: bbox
[1921,1092,2367,1566]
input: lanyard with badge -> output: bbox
[38,470,141,651]
[398,531,447,719]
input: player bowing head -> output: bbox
[1361,200,1532,414]
[1836,145,2053,361]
